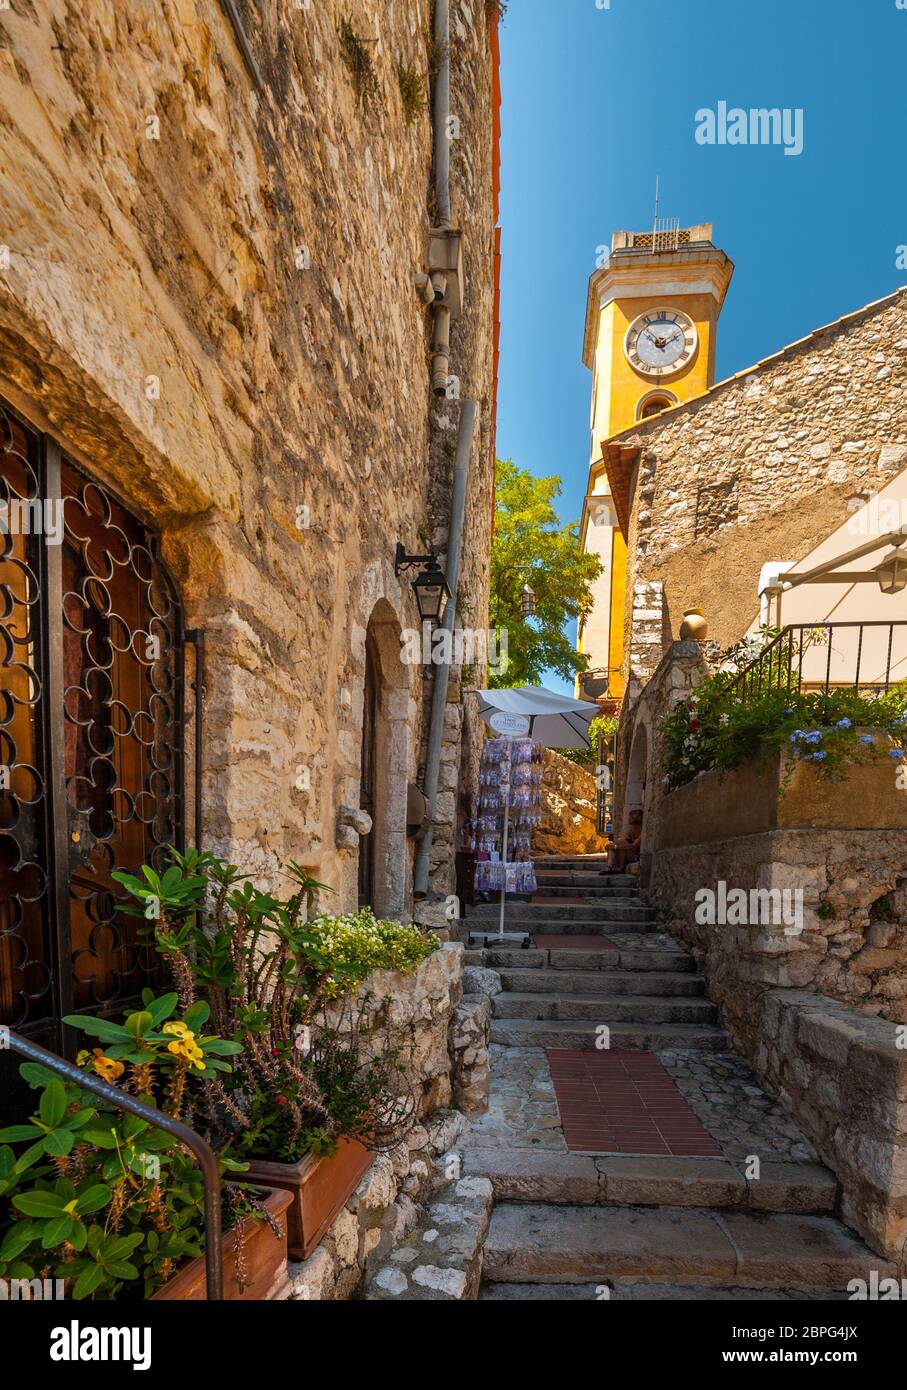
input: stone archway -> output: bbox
[357,598,411,918]
[624,720,654,883]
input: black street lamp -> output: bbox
[395,543,451,624]
[519,582,536,618]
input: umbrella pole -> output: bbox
[498,791,510,940]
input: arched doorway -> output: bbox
[625,723,649,827]
[356,601,409,916]
[358,629,379,907]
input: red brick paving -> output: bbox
[533,934,618,951]
[547,1049,723,1157]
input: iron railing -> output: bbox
[3,1030,223,1300]
[724,622,907,706]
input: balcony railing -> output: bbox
[724,622,907,706]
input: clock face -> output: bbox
[625,309,698,379]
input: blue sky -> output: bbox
[495,0,907,691]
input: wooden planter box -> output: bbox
[244,1139,374,1260]
[153,1187,292,1301]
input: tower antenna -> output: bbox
[652,176,659,253]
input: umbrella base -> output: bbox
[468,930,531,949]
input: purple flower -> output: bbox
[835,718,851,730]
[889,748,904,759]
[860,735,874,745]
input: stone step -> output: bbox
[479,1281,849,1301]
[365,1176,494,1301]
[497,968,706,996]
[467,947,698,974]
[492,992,718,1025]
[534,861,631,879]
[489,1018,729,1050]
[530,872,636,895]
[462,1150,838,1214]
[467,903,656,923]
[482,1204,892,1289]
[522,889,644,900]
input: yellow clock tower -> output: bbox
[578,222,734,700]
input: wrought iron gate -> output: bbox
[0,396,185,1079]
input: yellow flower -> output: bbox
[166,1038,206,1071]
[92,1053,125,1083]
[76,1050,91,1067]
[162,1021,191,1039]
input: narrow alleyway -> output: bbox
[454,857,891,1300]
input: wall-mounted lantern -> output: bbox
[876,548,907,596]
[394,543,451,625]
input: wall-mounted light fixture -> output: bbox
[519,582,537,619]
[395,542,451,625]
[876,548,907,595]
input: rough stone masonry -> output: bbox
[0,0,499,912]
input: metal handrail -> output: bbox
[3,1030,223,1300]
[724,621,907,705]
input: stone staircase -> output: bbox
[464,861,727,1052]
[453,855,893,1301]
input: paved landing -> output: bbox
[548,1049,723,1158]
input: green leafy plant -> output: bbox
[489,458,603,687]
[397,61,425,125]
[663,669,907,792]
[112,850,434,1167]
[303,907,438,1002]
[338,17,380,108]
[0,995,251,1300]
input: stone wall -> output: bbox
[288,940,492,1298]
[615,288,907,670]
[755,991,907,1260]
[0,0,498,910]
[534,749,604,856]
[648,750,907,1259]
[651,750,907,1033]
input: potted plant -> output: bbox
[113,850,435,1259]
[0,992,288,1300]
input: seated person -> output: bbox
[604,809,643,873]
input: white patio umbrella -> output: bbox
[472,687,597,941]
[475,685,597,749]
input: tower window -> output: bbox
[637,390,678,421]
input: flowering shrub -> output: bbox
[111,850,432,1167]
[0,993,252,1300]
[304,908,438,999]
[663,676,907,791]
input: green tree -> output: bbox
[489,459,602,688]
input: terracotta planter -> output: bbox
[244,1139,374,1260]
[153,1187,292,1301]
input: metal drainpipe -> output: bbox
[430,0,452,393]
[433,0,452,230]
[413,398,477,899]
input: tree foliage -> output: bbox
[488,458,602,688]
